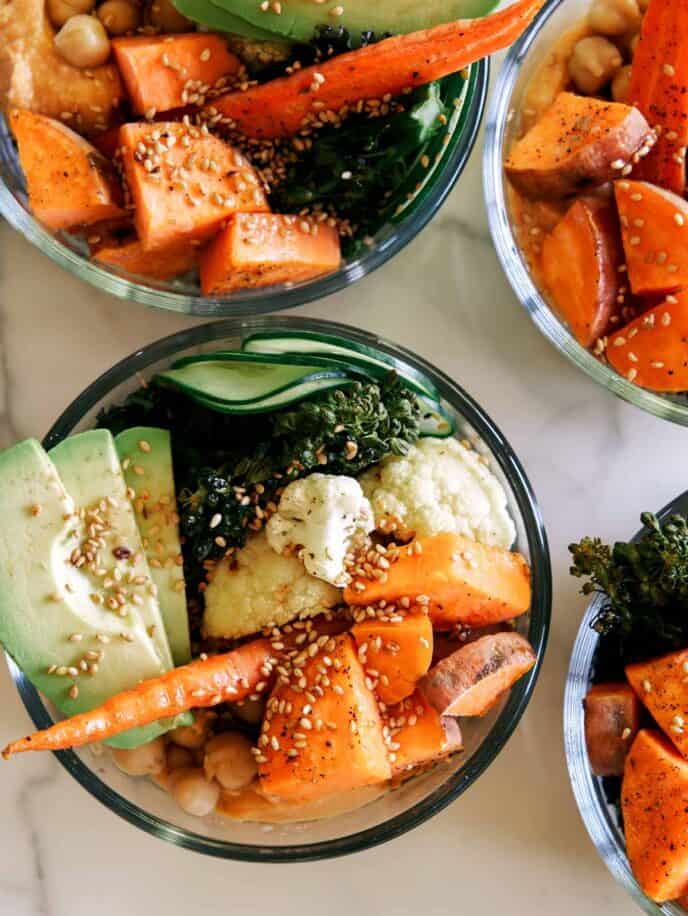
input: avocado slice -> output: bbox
[0,439,188,750]
[172,0,284,40]
[114,428,191,666]
[191,0,498,46]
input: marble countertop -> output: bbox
[1,59,685,916]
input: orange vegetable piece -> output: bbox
[9,109,124,231]
[607,291,688,392]
[205,0,544,139]
[541,196,622,347]
[113,34,242,117]
[418,632,536,717]
[344,533,532,630]
[351,612,433,706]
[386,690,462,775]
[622,730,688,902]
[615,180,688,296]
[258,634,391,803]
[626,648,688,756]
[199,213,341,294]
[91,232,198,280]
[629,0,688,195]
[584,682,641,777]
[2,639,274,757]
[118,121,268,251]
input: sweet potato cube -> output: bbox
[90,231,198,280]
[584,682,641,776]
[351,612,433,706]
[627,648,688,756]
[386,690,462,775]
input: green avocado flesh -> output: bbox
[114,428,191,666]
[172,0,281,39]
[0,438,189,749]
[176,0,497,45]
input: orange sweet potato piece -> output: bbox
[385,690,462,775]
[112,34,242,117]
[418,631,536,717]
[584,682,641,776]
[628,0,688,195]
[9,109,124,231]
[627,649,688,755]
[351,612,433,706]
[622,729,688,902]
[542,196,622,347]
[432,624,512,664]
[199,214,341,294]
[344,533,531,630]
[118,121,268,251]
[90,231,198,280]
[615,180,688,296]
[505,92,654,198]
[607,291,688,392]
[258,633,391,803]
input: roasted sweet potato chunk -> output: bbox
[584,682,641,776]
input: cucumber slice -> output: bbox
[241,331,440,401]
[174,376,357,414]
[418,400,455,438]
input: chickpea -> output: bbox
[203,732,257,791]
[54,15,111,68]
[568,36,623,96]
[588,0,641,36]
[148,0,191,33]
[112,737,166,776]
[169,768,220,817]
[612,64,633,103]
[47,0,95,28]
[629,32,640,57]
[98,0,141,35]
[166,745,195,771]
[169,709,214,749]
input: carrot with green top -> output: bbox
[205,0,544,139]
[2,639,274,757]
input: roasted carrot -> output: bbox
[607,291,688,392]
[541,196,622,347]
[615,179,688,296]
[258,633,391,803]
[91,231,199,280]
[386,690,462,775]
[204,0,544,140]
[629,0,688,195]
[505,93,654,198]
[626,648,688,755]
[199,213,341,294]
[344,533,532,630]
[113,34,242,117]
[418,632,535,717]
[584,682,641,777]
[351,612,433,706]
[9,109,125,231]
[2,639,274,757]
[622,729,688,902]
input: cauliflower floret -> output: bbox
[202,530,340,640]
[359,438,516,549]
[266,474,375,586]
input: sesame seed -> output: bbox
[664,63,676,77]
[209,513,222,529]
[642,679,652,693]
[329,4,344,13]
[69,684,79,700]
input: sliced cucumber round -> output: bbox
[418,399,455,438]
[173,376,358,414]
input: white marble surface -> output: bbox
[2,62,686,916]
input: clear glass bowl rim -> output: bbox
[482,0,688,427]
[564,491,688,916]
[8,315,551,862]
[0,61,488,319]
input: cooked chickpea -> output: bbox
[112,737,166,776]
[98,0,140,35]
[568,36,624,95]
[169,768,220,817]
[47,0,95,27]
[166,745,195,771]
[148,0,191,32]
[628,32,640,56]
[169,710,214,749]
[203,732,257,791]
[612,64,633,103]
[588,0,641,36]
[54,15,111,68]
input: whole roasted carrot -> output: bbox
[205,0,544,140]
[3,639,274,757]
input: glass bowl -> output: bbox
[0,64,487,318]
[7,316,551,861]
[564,490,688,916]
[483,0,688,426]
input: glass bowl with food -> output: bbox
[0,316,550,860]
[484,0,688,425]
[0,0,539,316]
[565,494,688,915]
